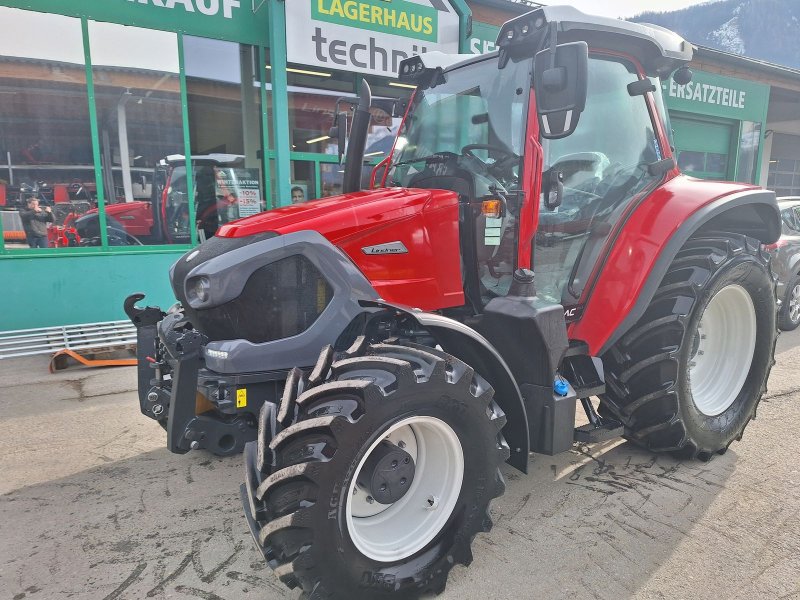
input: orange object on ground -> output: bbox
[49,348,137,373]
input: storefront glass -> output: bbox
[736,121,761,184]
[89,22,184,246]
[290,160,316,202]
[319,163,344,198]
[768,159,800,197]
[0,8,96,250]
[288,67,353,154]
[184,37,268,236]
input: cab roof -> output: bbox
[497,5,693,78]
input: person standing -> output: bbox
[20,197,53,248]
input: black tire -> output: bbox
[778,274,800,331]
[250,341,508,599]
[600,235,777,460]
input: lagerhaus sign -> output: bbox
[286,0,461,78]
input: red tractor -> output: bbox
[76,154,251,245]
[126,7,779,598]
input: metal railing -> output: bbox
[0,320,137,359]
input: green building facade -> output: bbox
[0,1,777,331]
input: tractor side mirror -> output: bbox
[533,41,588,139]
[542,168,564,211]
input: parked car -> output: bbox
[766,197,800,330]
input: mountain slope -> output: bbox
[630,0,800,69]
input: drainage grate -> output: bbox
[0,320,137,359]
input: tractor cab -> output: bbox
[152,154,251,244]
[356,6,691,313]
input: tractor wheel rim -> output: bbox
[689,284,756,416]
[346,416,464,562]
[789,284,800,323]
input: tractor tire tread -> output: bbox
[252,341,507,599]
[600,233,776,458]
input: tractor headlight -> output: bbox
[191,276,211,303]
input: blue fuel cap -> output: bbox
[553,378,569,397]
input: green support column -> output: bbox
[268,0,292,206]
[450,0,472,54]
[259,45,274,209]
[82,18,109,249]
[177,34,198,246]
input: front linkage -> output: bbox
[124,293,284,456]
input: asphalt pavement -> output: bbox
[1,332,799,600]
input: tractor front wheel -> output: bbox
[601,235,776,460]
[248,342,508,598]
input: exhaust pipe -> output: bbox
[342,80,372,194]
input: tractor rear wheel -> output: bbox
[249,341,508,598]
[601,235,776,460]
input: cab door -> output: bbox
[533,55,665,312]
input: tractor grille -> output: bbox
[183,254,334,344]
[173,232,334,344]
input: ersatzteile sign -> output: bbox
[661,69,770,123]
[286,0,460,77]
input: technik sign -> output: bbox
[286,0,460,77]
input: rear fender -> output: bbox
[575,186,779,355]
[367,302,530,473]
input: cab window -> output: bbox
[535,56,663,305]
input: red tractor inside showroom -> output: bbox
[75,154,251,245]
[126,6,779,598]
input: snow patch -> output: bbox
[709,14,746,55]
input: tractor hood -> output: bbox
[218,187,454,244]
[211,186,465,311]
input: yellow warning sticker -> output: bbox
[236,388,247,408]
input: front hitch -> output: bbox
[125,293,257,456]
[124,293,164,415]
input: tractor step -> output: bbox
[574,421,625,443]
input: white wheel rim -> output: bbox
[789,284,800,323]
[689,284,756,416]
[345,416,464,562]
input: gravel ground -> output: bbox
[1,337,799,600]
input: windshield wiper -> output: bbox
[391,154,450,168]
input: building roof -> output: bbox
[694,45,800,83]
[468,0,542,15]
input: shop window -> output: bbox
[677,151,706,172]
[184,36,267,236]
[290,160,316,202]
[88,22,184,246]
[736,121,761,184]
[0,8,96,250]
[287,67,354,154]
[706,153,728,174]
[320,163,344,198]
[769,156,800,197]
